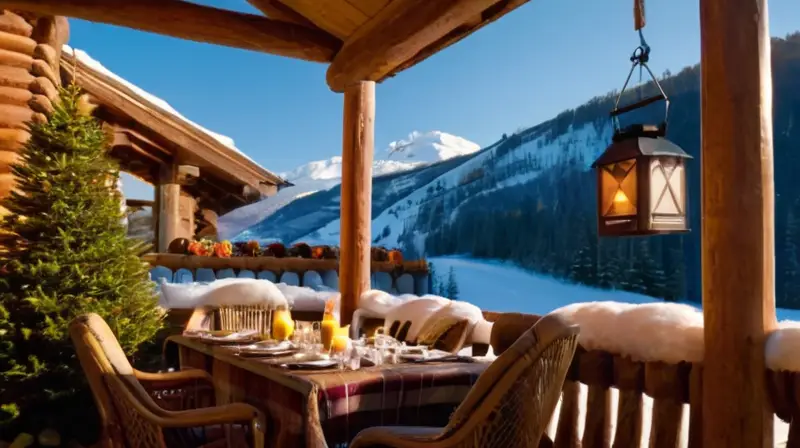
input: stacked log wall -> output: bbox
[0,11,66,217]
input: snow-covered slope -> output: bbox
[218,131,480,240]
[304,122,611,250]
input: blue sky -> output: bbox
[66,0,798,199]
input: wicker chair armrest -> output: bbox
[136,368,216,410]
[350,426,443,448]
[163,402,264,427]
[135,368,213,386]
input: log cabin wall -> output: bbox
[0,12,66,217]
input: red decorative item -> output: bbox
[267,243,286,258]
[187,240,209,256]
[214,241,233,258]
[290,242,312,259]
[245,240,261,256]
[371,247,389,262]
[388,249,404,264]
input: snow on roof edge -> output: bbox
[61,45,279,181]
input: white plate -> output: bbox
[284,359,339,370]
[239,341,293,351]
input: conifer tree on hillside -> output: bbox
[784,199,800,307]
[569,242,598,286]
[0,85,164,436]
[428,261,439,295]
[446,267,460,300]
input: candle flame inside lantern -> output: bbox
[613,189,629,204]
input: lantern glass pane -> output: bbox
[650,158,684,215]
[600,159,637,217]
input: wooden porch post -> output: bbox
[700,0,776,446]
[339,81,375,326]
[156,164,198,252]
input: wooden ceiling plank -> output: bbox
[2,0,341,62]
[326,0,525,92]
[393,0,527,77]
[342,0,392,17]
[247,0,318,28]
[278,0,368,40]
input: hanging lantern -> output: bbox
[592,40,692,237]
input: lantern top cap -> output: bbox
[591,128,692,168]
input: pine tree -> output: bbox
[784,199,800,308]
[0,86,164,436]
[569,243,597,286]
[446,267,460,300]
[628,240,667,298]
[664,247,686,301]
[428,262,438,295]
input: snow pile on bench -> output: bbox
[158,278,288,309]
[276,283,339,314]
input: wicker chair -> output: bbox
[70,313,265,447]
[349,312,579,448]
[183,305,324,334]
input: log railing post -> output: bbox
[339,81,375,327]
[700,0,776,446]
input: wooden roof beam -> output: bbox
[2,0,342,62]
[325,0,502,92]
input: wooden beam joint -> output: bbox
[326,0,500,92]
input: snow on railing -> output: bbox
[482,302,798,448]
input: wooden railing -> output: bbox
[481,311,794,448]
[143,253,430,295]
[551,348,699,448]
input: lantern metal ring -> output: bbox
[611,35,670,139]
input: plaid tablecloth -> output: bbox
[167,336,487,447]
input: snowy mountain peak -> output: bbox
[385,131,480,163]
[280,131,479,183]
[280,157,344,182]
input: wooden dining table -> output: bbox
[166,336,489,448]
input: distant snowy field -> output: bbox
[430,255,800,322]
[429,256,792,446]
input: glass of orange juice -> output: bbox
[272,308,294,341]
[321,319,337,351]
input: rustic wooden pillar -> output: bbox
[179,191,196,238]
[156,164,198,251]
[700,0,776,446]
[339,81,375,326]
